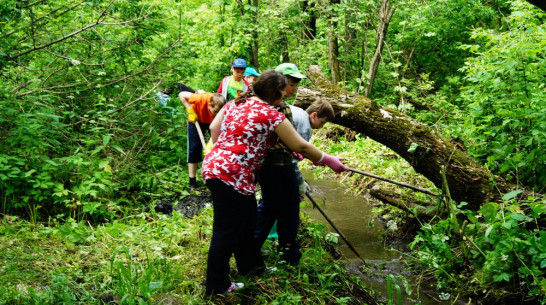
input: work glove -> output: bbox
[312,160,325,166]
[186,107,198,123]
[204,139,214,155]
[292,152,304,161]
[299,180,310,197]
[319,153,349,173]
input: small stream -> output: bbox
[302,171,466,305]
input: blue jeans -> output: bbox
[205,179,264,294]
[255,163,302,265]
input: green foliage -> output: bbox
[110,247,172,304]
[0,208,372,304]
[459,1,546,190]
[0,211,209,304]
[410,196,546,302]
[6,272,90,305]
[0,0,193,221]
[391,0,508,90]
[1,1,545,302]
[251,221,371,305]
[386,274,402,305]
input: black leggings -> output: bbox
[205,179,265,294]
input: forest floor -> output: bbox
[0,188,382,304]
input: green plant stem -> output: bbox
[440,166,460,235]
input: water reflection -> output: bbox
[302,172,398,261]
[302,171,466,305]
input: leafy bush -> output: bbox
[410,192,546,303]
[0,0,191,222]
[459,1,546,191]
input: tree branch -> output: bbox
[7,1,113,61]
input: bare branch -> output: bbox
[105,78,164,116]
[17,37,181,97]
[3,2,84,39]
[6,1,113,61]
[17,0,47,9]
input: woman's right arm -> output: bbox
[275,120,322,161]
[210,108,225,143]
[275,119,348,173]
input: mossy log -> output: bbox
[294,65,523,210]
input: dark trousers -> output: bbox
[255,163,302,265]
[175,83,195,93]
[205,179,265,294]
[187,122,210,163]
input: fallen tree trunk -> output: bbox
[295,65,525,210]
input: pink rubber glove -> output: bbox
[320,153,349,173]
[293,152,304,161]
[312,160,325,166]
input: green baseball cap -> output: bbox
[275,63,306,79]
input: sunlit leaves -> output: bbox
[460,0,546,190]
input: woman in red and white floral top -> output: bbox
[202,70,347,295]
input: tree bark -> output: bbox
[327,0,340,84]
[250,0,259,69]
[295,65,525,210]
[364,0,396,97]
[327,28,340,84]
[302,0,317,39]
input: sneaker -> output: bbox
[224,282,244,294]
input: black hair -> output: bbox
[162,83,195,95]
[286,75,302,84]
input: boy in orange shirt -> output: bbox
[179,91,226,189]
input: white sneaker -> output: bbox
[224,282,244,294]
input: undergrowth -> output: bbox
[306,127,546,304]
[409,194,546,304]
[0,205,375,305]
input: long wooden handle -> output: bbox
[194,121,207,148]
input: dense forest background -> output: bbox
[0,0,545,303]
[1,0,543,219]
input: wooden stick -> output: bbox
[194,121,206,148]
[347,167,440,197]
[305,191,368,266]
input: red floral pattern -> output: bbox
[202,98,285,195]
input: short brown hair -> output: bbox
[286,75,302,84]
[210,93,226,107]
[306,99,334,122]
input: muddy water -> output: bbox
[302,171,466,305]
